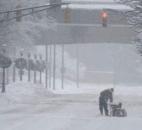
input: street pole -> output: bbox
[1,68,6,93]
[113,47,116,89]
[6,68,9,84]
[20,66,22,81]
[40,70,42,84]
[28,65,31,82]
[13,63,16,82]
[28,53,31,82]
[19,52,23,81]
[39,55,42,84]
[76,45,79,88]
[45,44,48,88]
[49,45,52,88]
[53,43,56,90]
[61,44,65,89]
[13,46,16,82]
[34,54,37,84]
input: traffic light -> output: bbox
[101,10,108,27]
[16,4,22,22]
[64,6,71,23]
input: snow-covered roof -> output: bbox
[62,3,132,11]
[62,0,132,11]
[63,0,115,3]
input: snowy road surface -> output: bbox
[1,93,142,130]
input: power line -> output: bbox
[0,3,69,23]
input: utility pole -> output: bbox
[34,54,37,83]
[2,68,6,93]
[76,45,79,88]
[13,62,16,82]
[6,68,9,84]
[61,44,65,89]
[49,45,52,89]
[53,43,56,90]
[12,46,16,83]
[113,47,116,89]
[27,53,31,82]
[45,44,48,88]
[39,55,42,84]
[19,51,23,81]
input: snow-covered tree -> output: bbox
[118,0,142,55]
[119,0,142,27]
[0,0,53,58]
[0,0,86,82]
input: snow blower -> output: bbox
[109,102,127,117]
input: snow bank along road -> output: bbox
[1,91,142,130]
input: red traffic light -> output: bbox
[100,11,108,27]
[101,11,108,19]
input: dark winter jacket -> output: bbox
[99,89,113,103]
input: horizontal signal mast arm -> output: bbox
[0,2,69,14]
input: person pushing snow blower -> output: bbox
[99,88,114,116]
[99,88,127,117]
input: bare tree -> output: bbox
[118,0,142,55]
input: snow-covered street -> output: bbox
[0,0,142,129]
[1,83,142,130]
